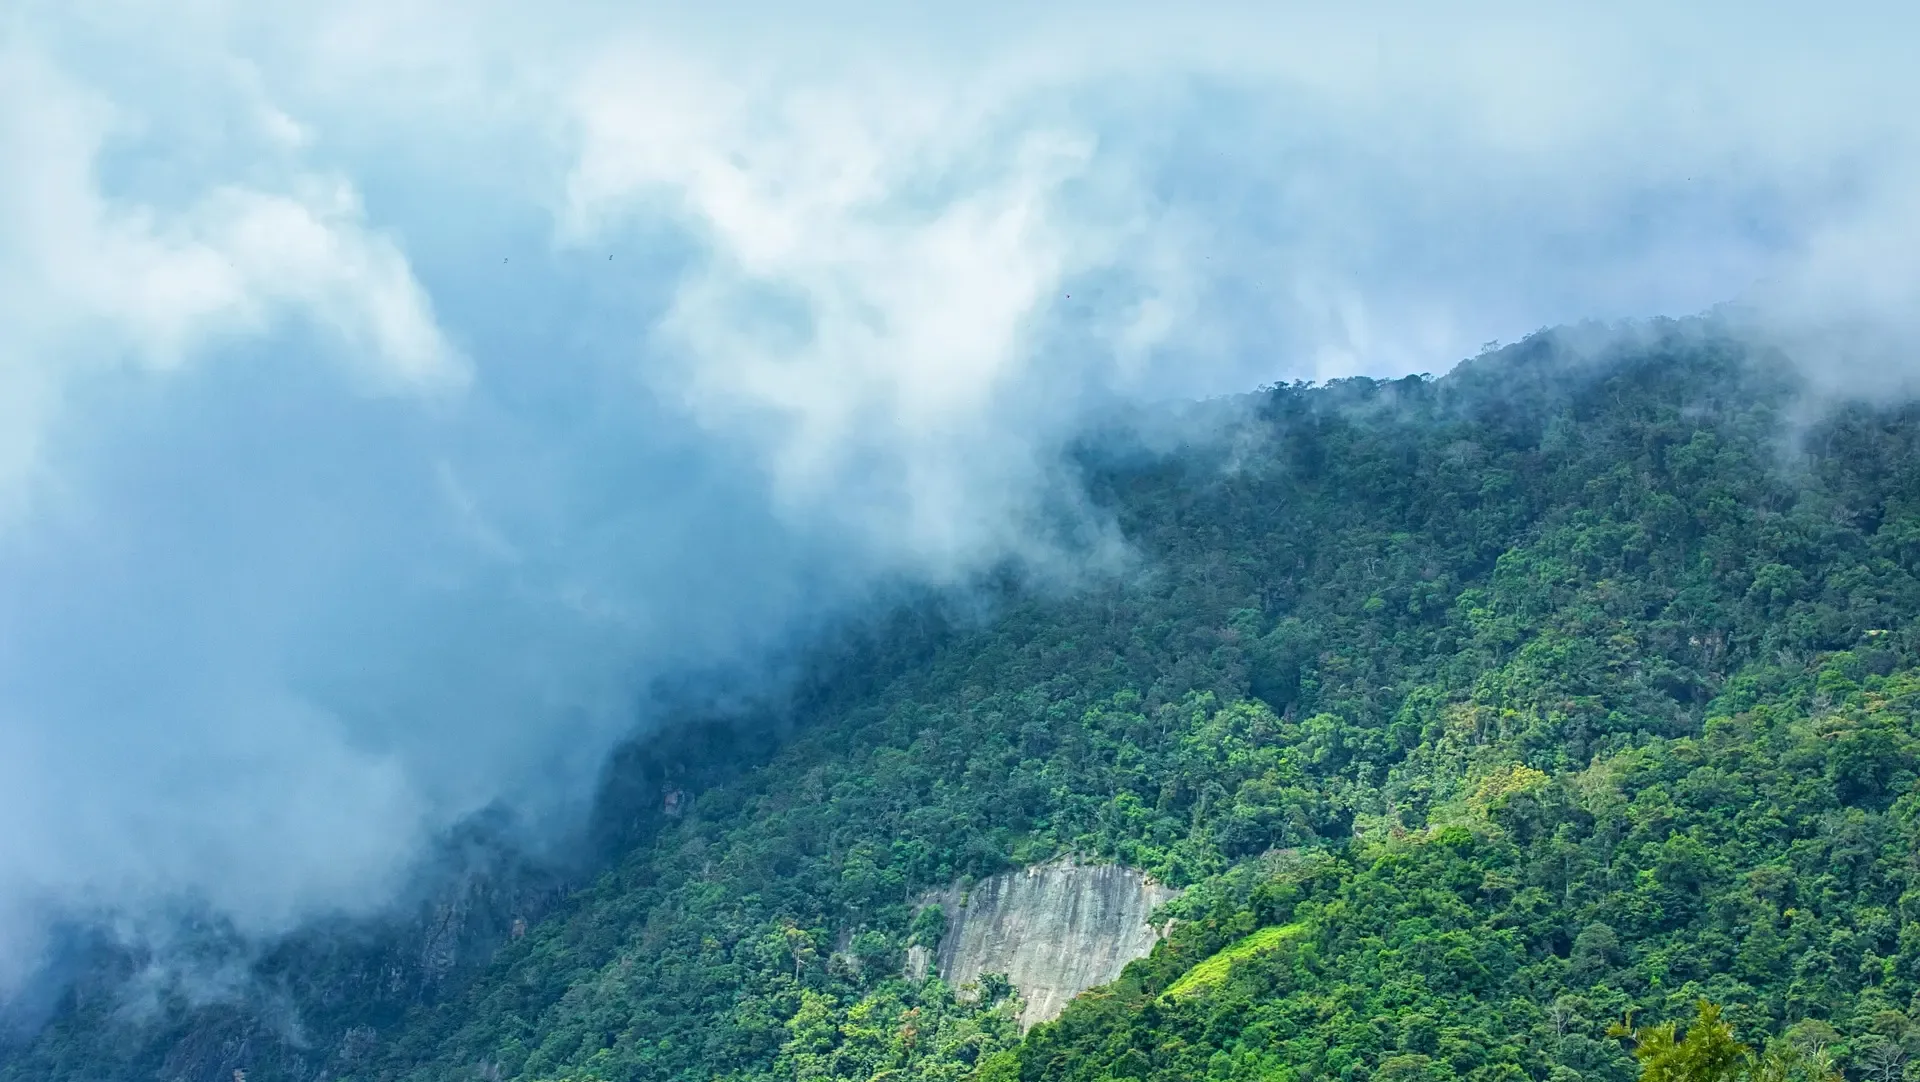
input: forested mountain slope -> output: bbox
[11,320,1920,1082]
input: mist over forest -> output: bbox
[3,4,1919,1082]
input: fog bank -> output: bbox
[2,0,1916,1002]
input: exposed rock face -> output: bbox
[903,944,932,983]
[928,858,1179,1030]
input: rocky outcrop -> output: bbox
[924,858,1179,1030]
[904,944,933,983]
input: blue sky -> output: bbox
[1,0,1916,1001]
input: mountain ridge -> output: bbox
[9,319,1920,1082]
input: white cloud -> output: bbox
[561,50,1162,573]
[0,43,461,512]
[1741,160,1920,398]
[4,0,1920,1015]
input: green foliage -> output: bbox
[1164,923,1305,997]
[1612,1001,1751,1082]
[15,324,1920,1082]
[1608,1000,1842,1082]
[1004,663,1920,1081]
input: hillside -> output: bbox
[10,319,1920,1082]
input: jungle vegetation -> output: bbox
[10,321,1920,1082]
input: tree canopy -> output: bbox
[11,322,1920,1082]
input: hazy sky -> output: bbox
[2,0,1916,1001]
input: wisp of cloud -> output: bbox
[1,0,1916,1005]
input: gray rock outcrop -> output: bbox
[923,858,1178,1030]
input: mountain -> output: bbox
[9,318,1920,1082]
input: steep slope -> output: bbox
[12,320,1920,1082]
[923,859,1179,1030]
[1001,661,1920,1081]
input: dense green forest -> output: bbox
[11,319,1920,1082]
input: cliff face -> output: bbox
[928,859,1178,1030]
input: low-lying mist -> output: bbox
[2,0,1917,1020]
